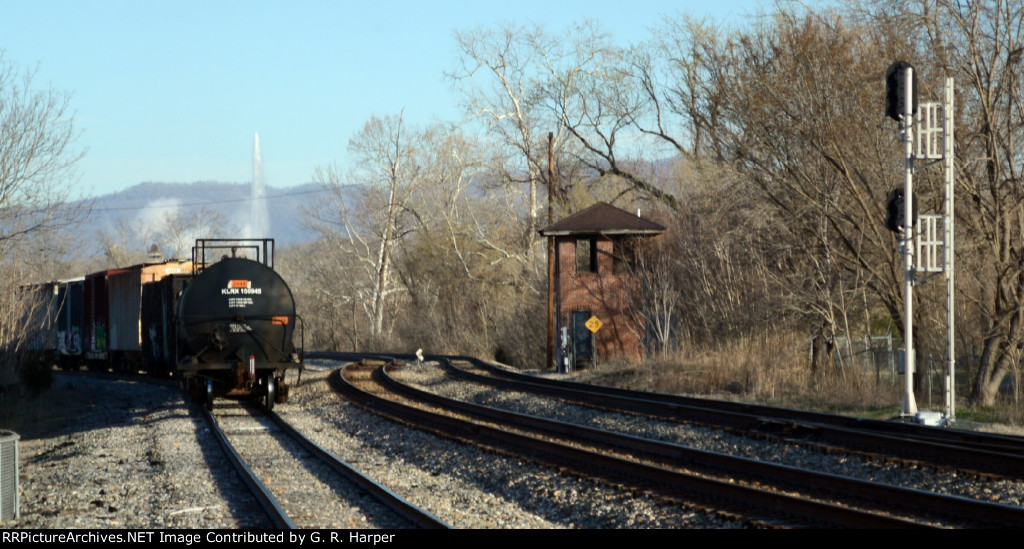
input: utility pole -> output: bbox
[546,132,556,371]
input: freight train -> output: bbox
[25,238,303,411]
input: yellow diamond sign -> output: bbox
[585,315,603,333]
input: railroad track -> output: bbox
[336,359,981,528]
[384,357,1024,527]
[439,356,1024,479]
[33,355,1024,528]
[198,399,450,529]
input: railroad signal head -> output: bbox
[886,61,918,121]
[885,188,918,232]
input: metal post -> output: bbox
[944,77,956,421]
[902,65,918,417]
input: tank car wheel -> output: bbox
[205,379,214,412]
[264,375,275,412]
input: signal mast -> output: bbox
[885,62,956,424]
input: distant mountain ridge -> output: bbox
[84,181,324,254]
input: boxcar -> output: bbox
[106,260,191,372]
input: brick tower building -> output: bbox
[539,202,665,370]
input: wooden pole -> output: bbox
[546,132,556,370]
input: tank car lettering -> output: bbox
[272,316,289,325]
[229,323,252,333]
[228,279,251,289]
[240,286,262,294]
[228,297,254,308]
[221,287,239,295]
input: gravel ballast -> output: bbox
[7,360,1023,529]
[393,361,1024,509]
[4,363,741,529]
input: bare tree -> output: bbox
[432,3,1024,398]
[652,9,933,375]
[0,53,86,258]
[891,0,1024,406]
[0,53,85,385]
[392,126,545,360]
[450,24,550,242]
[626,235,681,355]
[542,30,684,212]
[156,205,235,259]
[308,113,432,343]
[450,23,610,247]
[96,218,153,268]
[277,239,363,351]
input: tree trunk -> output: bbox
[971,336,1010,406]
[810,334,834,376]
[371,180,398,339]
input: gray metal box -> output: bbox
[0,430,19,521]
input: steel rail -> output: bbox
[469,355,1024,451]
[198,406,297,529]
[385,359,1024,528]
[335,361,929,529]
[444,356,1024,477]
[265,409,451,529]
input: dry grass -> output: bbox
[583,332,910,418]
[572,335,1024,434]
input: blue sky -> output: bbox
[1,0,768,196]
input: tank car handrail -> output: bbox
[191,238,276,272]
